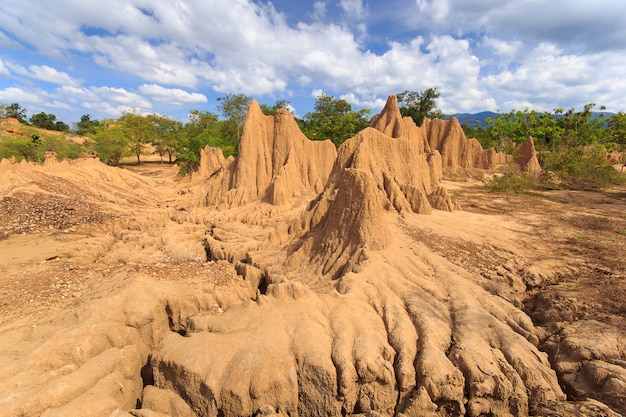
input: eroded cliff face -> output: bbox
[422,117,509,171]
[203,100,337,208]
[188,95,571,416]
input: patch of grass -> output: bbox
[484,173,538,193]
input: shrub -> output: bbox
[484,173,538,193]
[541,144,625,187]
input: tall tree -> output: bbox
[5,103,27,123]
[73,114,100,135]
[176,110,232,175]
[148,114,183,163]
[396,88,443,126]
[30,112,58,130]
[260,99,292,116]
[119,113,153,163]
[216,94,251,142]
[298,94,371,147]
[89,121,131,165]
[606,111,626,145]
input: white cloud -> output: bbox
[0,59,10,77]
[138,84,207,105]
[1,0,626,120]
[311,89,325,98]
[0,86,45,104]
[482,36,522,58]
[312,1,327,22]
[0,31,22,49]
[340,93,386,110]
[340,0,368,20]
[89,86,152,109]
[82,101,149,117]
[28,65,82,86]
[5,62,82,86]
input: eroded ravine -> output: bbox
[0,95,624,417]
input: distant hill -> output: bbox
[444,112,499,127]
[444,111,613,128]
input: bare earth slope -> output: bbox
[0,99,624,417]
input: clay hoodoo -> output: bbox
[195,145,229,181]
[203,100,337,207]
[422,117,509,170]
[282,95,460,278]
[514,136,542,173]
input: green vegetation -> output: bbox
[483,173,538,193]
[2,93,625,185]
[297,94,371,147]
[397,88,444,126]
[469,104,625,193]
[0,123,83,162]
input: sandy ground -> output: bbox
[0,159,625,415]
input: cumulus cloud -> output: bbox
[138,84,207,105]
[482,36,522,59]
[89,86,152,109]
[29,65,81,86]
[1,0,625,120]
[0,86,45,104]
[340,0,367,20]
[4,62,81,86]
[340,93,386,110]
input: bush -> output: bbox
[484,173,538,193]
[541,144,625,187]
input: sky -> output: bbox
[1,0,626,126]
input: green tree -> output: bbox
[216,94,252,142]
[606,112,626,145]
[30,112,58,130]
[297,94,371,147]
[175,110,237,175]
[5,103,27,123]
[260,100,292,116]
[396,88,444,126]
[465,108,565,152]
[73,114,100,135]
[148,114,183,163]
[118,113,154,163]
[186,110,219,137]
[89,121,131,165]
[559,104,610,147]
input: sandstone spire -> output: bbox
[204,99,337,207]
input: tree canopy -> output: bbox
[216,94,252,142]
[396,88,444,126]
[29,112,69,132]
[297,94,371,147]
[3,103,28,123]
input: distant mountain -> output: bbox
[443,111,613,128]
[443,111,499,127]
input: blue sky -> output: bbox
[1,0,625,126]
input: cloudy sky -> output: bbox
[1,0,625,125]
